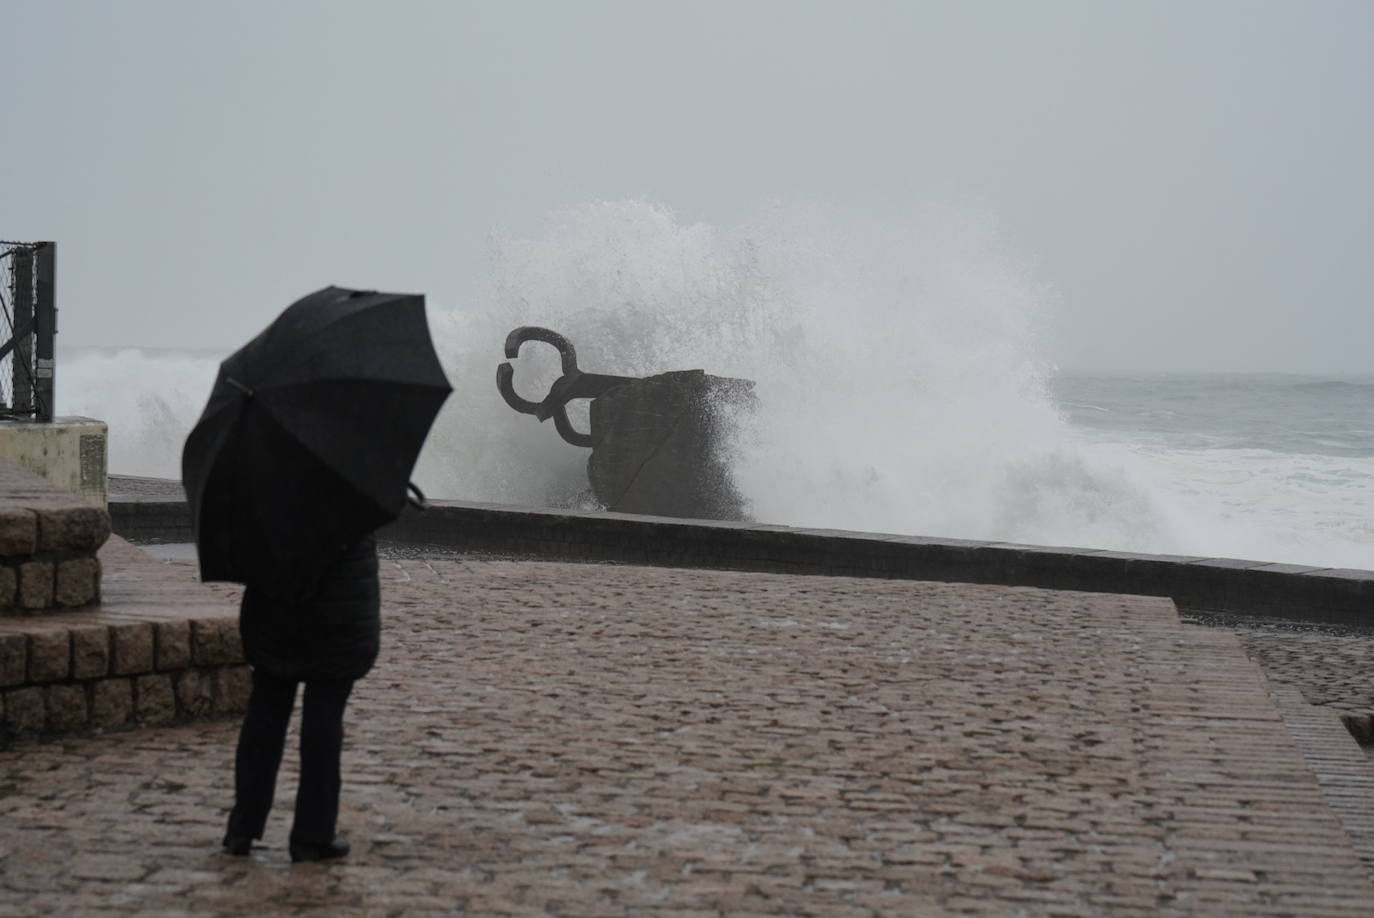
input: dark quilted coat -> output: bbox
[238,536,381,681]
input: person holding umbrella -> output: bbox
[222,529,382,862]
[182,286,452,862]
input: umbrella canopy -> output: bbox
[182,286,452,592]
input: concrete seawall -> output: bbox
[111,488,1373,627]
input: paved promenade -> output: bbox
[3,554,1374,916]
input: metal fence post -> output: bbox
[34,242,55,421]
[11,248,33,415]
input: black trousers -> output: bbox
[226,668,354,844]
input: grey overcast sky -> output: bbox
[3,0,1371,373]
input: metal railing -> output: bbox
[0,241,55,422]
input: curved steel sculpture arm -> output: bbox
[496,326,635,448]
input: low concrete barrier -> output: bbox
[109,493,1373,627]
[0,417,108,507]
[109,499,191,543]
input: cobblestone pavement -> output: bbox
[3,559,1374,916]
[1233,631,1374,715]
[1181,612,1374,765]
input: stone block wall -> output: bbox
[0,615,249,745]
[0,459,111,613]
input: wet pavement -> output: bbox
[3,552,1374,915]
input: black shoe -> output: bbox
[222,834,253,856]
[289,835,351,863]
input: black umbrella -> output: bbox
[182,286,452,593]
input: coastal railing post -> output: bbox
[10,247,33,414]
[0,240,54,420]
[8,246,33,414]
[34,241,55,422]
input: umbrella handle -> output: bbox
[407,481,429,511]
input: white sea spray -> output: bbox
[60,347,221,480]
[58,200,1373,570]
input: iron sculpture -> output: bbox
[496,326,634,447]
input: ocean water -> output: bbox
[60,201,1374,571]
[1049,374,1373,569]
